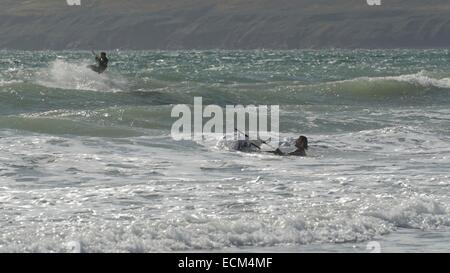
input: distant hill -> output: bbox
[2,0,450,49]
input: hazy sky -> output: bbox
[1,0,450,49]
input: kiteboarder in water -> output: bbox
[233,128,308,156]
[88,51,108,74]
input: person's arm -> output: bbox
[92,50,100,61]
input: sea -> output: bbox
[0,49,449,252]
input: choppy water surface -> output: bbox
[0,50,449,252]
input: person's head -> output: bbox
[295,136,308,150]
[101,52,107,58]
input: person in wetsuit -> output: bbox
[267,136,308,156]
[233,134,308,157]
[89,51,109,73]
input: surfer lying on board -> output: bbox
[234,129,308,156]
[88,51,108,73]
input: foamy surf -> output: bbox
[316,71,450,99]
[344,71,450,88]
[0,79,23,86]
[34,59,127,92]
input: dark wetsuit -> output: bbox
[89,56,108,73]
[269,148,306,157]
[236,141,306,156]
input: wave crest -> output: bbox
[322,71,450,98]
[34,59,127,92]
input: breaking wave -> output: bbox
[34,59,128,92]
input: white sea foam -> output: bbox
[1,129,449,252]
[34,59,127,92]
[336,71,450,89]
[0,79,23,86]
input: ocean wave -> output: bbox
[0,193,448,252]
[0,79,23,86]
[0,115,143,137]
[180,71,450,104]
[33,59,128,92]
[2,69,450,109]
[337,71,450,88]
[366,199,450,230]
[312,124,450,156]
[320,71,450,98]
